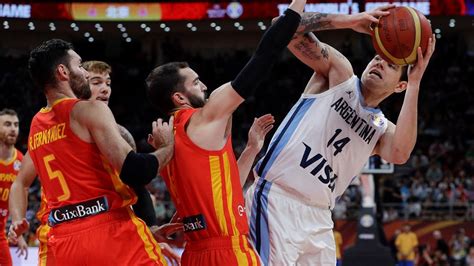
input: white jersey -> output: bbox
[254,75,388,209]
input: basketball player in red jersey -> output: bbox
[9,60,180,265]
[0,109,27,265]
[8,39,174,265]
[145,1,305,265]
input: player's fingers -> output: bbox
[262,115,275,124]
[257,115,274,128]
[375,4,395,12]
[263,125,274,135]
[416,47,424,66]
[372,10,390,18]
[168,116,174,128]
[427,36,435,57]
[263,116,275,124]
[8,228,17,238]
[164,223,183,235]
[258,113,273,120]
[365,14,379,25]
[261,121,274,131]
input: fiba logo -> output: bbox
[226,2,243,19]
[360,214,374,228]
[13,160,21,171]
[369,113,385,127]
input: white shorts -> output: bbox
[245,178,336,266]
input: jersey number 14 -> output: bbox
[327,128,350,156]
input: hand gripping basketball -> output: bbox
[371,6,433,65]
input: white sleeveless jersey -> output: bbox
[254,75,388,209]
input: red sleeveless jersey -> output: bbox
[28,98,136,219]
[161,108,249,241]
[0,149,23,240]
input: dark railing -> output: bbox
[333,201,474,221]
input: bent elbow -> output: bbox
[391,150,411,165]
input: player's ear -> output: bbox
[57,64,69,81]
[171,92,186,106]
[394,81,407,93]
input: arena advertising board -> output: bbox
[361,155,394,174]
[0,1,472,21]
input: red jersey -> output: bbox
[0,149,23,240]
[161,108,249,241]
[28,98,136,225]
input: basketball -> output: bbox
[371,6,432,65]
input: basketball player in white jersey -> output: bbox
[245,6,435,265]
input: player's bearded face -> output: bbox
[0,115,19,145]
[185,90,207,108]
[69,67,91,100]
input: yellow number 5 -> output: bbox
[43,154,71,201]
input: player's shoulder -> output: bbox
[74,99,108,110]
[72,100,110,121]
[16,148,24,159]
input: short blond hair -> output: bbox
[82,60,112,75]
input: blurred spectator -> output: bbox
[450,228,470,265]
[390,229,401,264]
[433,230,450,264]
[416,244,434,266]
[426,161,444,183]
[466,246,474,266]
[410,150,430,170]
[396,224,419,266]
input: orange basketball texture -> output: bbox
[371,6,432,65]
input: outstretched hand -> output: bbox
[16,235,28,260]
[247,114,275,153]
[349,4,395,35]
[148,116,174,149]
[150,223,184,246]
[159,242,181,266]
[8,218,29,244]
[407,34,436,87]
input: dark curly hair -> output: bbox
[146,62,189,114]
[28,39,74,90]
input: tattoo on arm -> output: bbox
[299,13,334,33]
[293,36,321,61]
[321,45,329,60]
[118,124,137,152]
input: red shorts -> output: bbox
[183,235,261,266]
[37,224,55,266]
[47,207,167,266]
[0,238,12,266]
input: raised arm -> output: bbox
[237,114,274,186]
[73,100,174,186]
[374,36,436,164]
[196,0,305,123]
[287,6,393,89]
